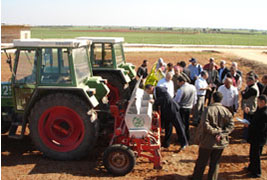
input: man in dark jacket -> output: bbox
[137,60,148,88]
[245,95,267,178]
[261,74,267,96]
[145,84,188,149]
[217,60,229,85]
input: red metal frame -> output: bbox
[109,105,162,169]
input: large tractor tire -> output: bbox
[29,93,98,160]
[1,108,13,134]
[103,144,136,176]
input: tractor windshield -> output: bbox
[114,43,124,65]
[73,47,92,83]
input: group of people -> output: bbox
[137,57,267,179]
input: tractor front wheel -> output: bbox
[29,93,98,160]
[103,144,136,176]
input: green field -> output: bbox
[31,26,267,46]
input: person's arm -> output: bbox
[203,109,222,136]
[174,89,183,103]
[193,87,197,106]
[233,88,239,111]
[237,78,242,90]
[220,115,235,138]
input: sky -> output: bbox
[1,0,267,30]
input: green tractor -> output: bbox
[76,37,136,104]
[1,39,109,160]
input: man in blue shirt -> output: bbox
[188,58,203,84]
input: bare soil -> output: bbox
[1,51,267,180]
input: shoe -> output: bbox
[180,144,188,150]
[243,166,251,172]
[247,173,261,178]
[161,143,169,148]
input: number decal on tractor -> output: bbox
[1,85,11,96]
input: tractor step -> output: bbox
[8,122,24,139]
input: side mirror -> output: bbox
[6,57,13,72]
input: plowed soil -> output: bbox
[1,51,267,180]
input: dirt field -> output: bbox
[1,51,267,180]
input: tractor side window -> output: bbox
[15,49,37,84]
[40,48,71,84]
[114,43,124,65]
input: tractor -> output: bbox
[76,37,136,105]
[1,39,110,160]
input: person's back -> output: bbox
[178,82,196,109]
[199,103,234,149]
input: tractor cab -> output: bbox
[77,37,137,104]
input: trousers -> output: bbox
[192,147,224,180]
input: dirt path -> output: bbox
[124,44,267,65]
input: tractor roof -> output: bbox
[10,39,91,48]
[76,37,124,43]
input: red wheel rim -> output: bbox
[38,106,85,152]
[107,83,120,105]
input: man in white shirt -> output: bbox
[193,70,211,126]
[174,76,197,142]
[157,72,174,98]
[218,77,239,114]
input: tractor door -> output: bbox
[13,49,38,111]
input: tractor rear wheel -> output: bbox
[29,93,98,160]
[103,144,136,176]
[1,108,13,134]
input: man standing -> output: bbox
[179,61,191,78]
[261,74,267,95]
[188,58,203,84]
[193,71,211,126]
[206,62,219,105]
[157,72,175,98]
[225,66,242,90]
[246,95,267,178]
[203,57,219,70]
[242,76,259,140]
[218,78,239,114]
[174,76,197,142]
[145,85,188,149]
[137,60,148,88]
[242,76,259,122]
[191,92,234,180]
[217,60,229,85]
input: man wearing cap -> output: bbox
[203,57,219,70]
[188,58,203,84]
[217,60,229,85]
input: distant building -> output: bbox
[1,24,31,43]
